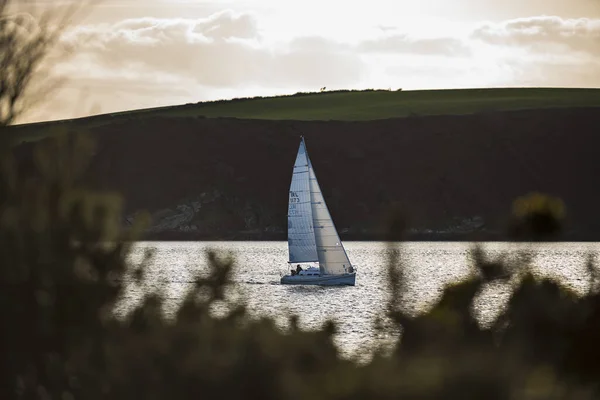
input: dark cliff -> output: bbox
[11,107,600,241]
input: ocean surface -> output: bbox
[120,241,599,359]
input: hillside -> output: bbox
[9,88,600,146]
[155,87,600,120]
[11,102,600,241]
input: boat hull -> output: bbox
[280,272,356,286]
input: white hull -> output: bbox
[280,272,356,286]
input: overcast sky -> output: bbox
[16,0,600,123]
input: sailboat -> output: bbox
[280,136,356,286]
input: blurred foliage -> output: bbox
[509,192,565,240]
[2,132,600,400]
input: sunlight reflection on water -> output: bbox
[118,241,598,359]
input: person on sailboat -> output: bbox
[296,264,303,274]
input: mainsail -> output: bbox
[287,138,318,263]
[306,147,353,275]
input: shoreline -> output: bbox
[137,231,593,242]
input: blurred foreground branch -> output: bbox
[0,0,80,128]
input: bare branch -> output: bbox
[0,0,87,128]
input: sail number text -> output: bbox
[289,191,300,204]
[289,191,300,216]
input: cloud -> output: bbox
[191,10,257,39]
[59,10,480,90]
[59,10,367,89]
[472,16,600,55]
[468,16,600,88]
[358,35,471,56]
[492,51,600,88]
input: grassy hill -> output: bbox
[9,87,600,145]
[154,87,600,121]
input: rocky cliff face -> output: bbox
[125,189,285,239]
[133,193,488,240]
[12,107,600,241]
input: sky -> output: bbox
[14,0,600,123]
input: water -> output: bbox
[121,241,599,359]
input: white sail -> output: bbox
[307,152,352,275]
[287,138,318,263]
